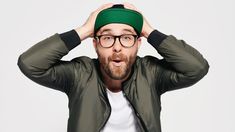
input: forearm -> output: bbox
[147,30,209,93]
[17,32,81,92]
[18,34,69,72]
[148,30,209,76]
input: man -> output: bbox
[18,3,209,132]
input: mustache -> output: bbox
[108,53,127,62]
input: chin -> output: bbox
[108,64,129,80]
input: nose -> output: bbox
[112,38,122,52]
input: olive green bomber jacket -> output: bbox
[17,30,209,132]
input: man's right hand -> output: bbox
[75,3,113,41]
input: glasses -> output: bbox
[95,34,138,48]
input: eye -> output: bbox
[102,36,113,40]
[122,35,133,40]
[124,36,131,40]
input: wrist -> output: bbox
[147,29,168,48]
[142,27,154,38]
[59,30,81,50]
[75,26,93,41]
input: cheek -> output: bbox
[125,48,138,58]
[126,49,138,64]
[97,49,111,62]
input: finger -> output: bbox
[123,3,136,10]
[123,2,134,10]
[123,2,141,13]
[96,3,113,12]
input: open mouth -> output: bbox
[112,59,123,67]
[113,60,121,63]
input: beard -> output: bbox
[98,53,136,80]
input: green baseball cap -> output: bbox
[94,4,143,36]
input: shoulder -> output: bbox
[137,56,161,67]
[136,56,171,73]
[72,56,93,63]
[70,56,96,71]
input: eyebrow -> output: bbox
[122,29,136,34]
[99,29,112,35]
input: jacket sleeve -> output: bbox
[17,30,81,94]
[147,30,209,95]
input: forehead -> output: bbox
[96,23,136,35]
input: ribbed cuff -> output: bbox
[59,30,81,50]
[147,30,168,49]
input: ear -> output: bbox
[93,38,98,53]
[137,37,142,49]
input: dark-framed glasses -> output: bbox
[95,34,138,48]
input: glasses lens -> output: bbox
[100,35,114,48]
[120,35,136,47]
[98,34,137,48]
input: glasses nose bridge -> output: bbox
[112,35,123,51]
[113,35,122,46]
[114,35,121,43]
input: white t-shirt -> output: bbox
[101,88,140,132]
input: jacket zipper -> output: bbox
[122,91,148,132]
[98,90,111,132]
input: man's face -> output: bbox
[93,23,141,80]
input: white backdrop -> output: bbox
[0,0,234,132]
